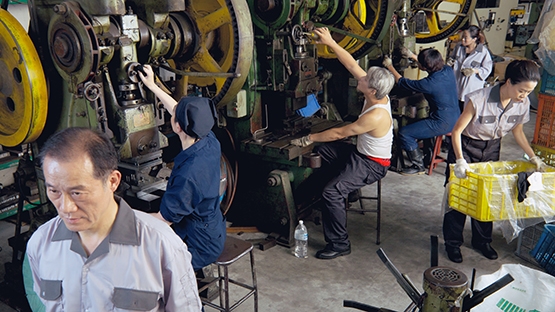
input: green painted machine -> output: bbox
[0,0,479,308]
[0,0,477,247]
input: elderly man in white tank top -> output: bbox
[290,27,395,259]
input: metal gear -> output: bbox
[413,0,477,43]
[47,1,100,93]
[317,0,392,60]
[174,0,254,108]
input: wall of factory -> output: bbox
[473,0,519,55]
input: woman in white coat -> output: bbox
[450,25,493,112]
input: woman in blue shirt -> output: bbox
[139,65,226,271]
[384,48,460,175]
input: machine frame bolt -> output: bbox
[53,4,67,15]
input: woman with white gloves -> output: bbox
[442,60,546,263]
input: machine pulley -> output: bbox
[0,8,48,147]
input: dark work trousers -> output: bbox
[399,117,454,151]
[443,135,501,248]
[314,142,388,250]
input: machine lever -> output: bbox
[461,273,514,312]
[430,235,438,267]
[343,300,395,311]
[157,64,240,78]
[313,23,377,44]
[376,248,422,305]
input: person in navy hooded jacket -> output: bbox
[139,65,226,271]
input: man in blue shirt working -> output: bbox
[139,65,226,271]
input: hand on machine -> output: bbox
[290,135,313,147]
[311,27,334,46]
[400,46,415,60]
[382,56,392,68]
[454,158,471,179]
[137,64,156,89]
[135,64,147,76]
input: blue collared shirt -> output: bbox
[398,65,460,127]
[159,131,226,270]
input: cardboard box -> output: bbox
[505,46,527,57]
[494,54,528,81]
[494,61,510,81]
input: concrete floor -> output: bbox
[0,111,547,312]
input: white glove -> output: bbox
[290,135,313,147]
[446,57,455,67]
[529,156,548,172]
[454,159,471,179]
[383,56,392,68]
[461,68,475,77]
[401,46,415,59]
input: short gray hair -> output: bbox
[366,66,394,100]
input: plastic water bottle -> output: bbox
[294,220,308,258]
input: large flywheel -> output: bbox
[317,0,392,59]
[413,0,476,43]
[0,8,48,147]
[176,0,253,108]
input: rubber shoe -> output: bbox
[472,243,498,260]
[446,246,463,263]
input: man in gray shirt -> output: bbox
[24,128,202,311]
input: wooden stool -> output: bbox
[428,133,451,176]
[346,179,382,245]
[199,236,258,311]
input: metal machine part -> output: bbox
[397,0,412,37]
[314,0,394,60]
[0,1,481,309]
[412,0,477,43]
[0,8,48,147]
[47,2,100,93]
[1,0,477,244]
[343,239,514,312]
[18,0,256,210]
[422,267,468,311]
[174,0,254,108]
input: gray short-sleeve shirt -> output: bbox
[25,198,202,312]
[463,84,530,140]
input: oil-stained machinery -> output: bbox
[0,0,477,250]
[0,0,478,308]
